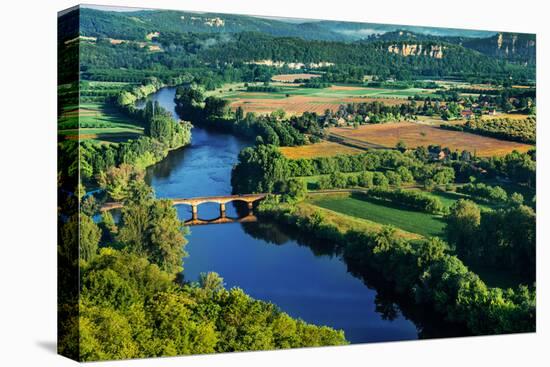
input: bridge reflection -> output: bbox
[184,214,258,226]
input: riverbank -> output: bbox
[256,197,535,336]
[77,85,193,194]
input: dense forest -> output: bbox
[70,7,536,84]
[197,33,534,81]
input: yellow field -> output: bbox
[480,113,531,120]
[329,123,533,157]
[230,95,410,116]
[279,141,363,159]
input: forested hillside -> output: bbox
[79,8,349,41]
[75,6,534,82]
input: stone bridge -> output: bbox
[100,193,268,225]
[172,194,267,223]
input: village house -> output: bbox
[428,150,447,161]
[336,117,347,126]
[461,109,474,119]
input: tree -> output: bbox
[146,292,218,355]
[385,171,402,186]
[510,192,524,206]
[80,214,101,262]
[147,200,188,274]
[329,172,347,188]
[235,106,244,121]
[416,237,448,268]
[396,140,407,153]
[432,167,455,185]
[149,114,173,143]
[97,164,145,202]
[373,172,389,188]
[231,145,291,193]
[204,96,229,118]
[77,182,86,202]
[358,172,374,188]
[174,84,205,120]
[396,166,414,183]
[81,195,99,216]
[116,197,188,275]
[280,178,307,201]
[445,199,481,255]
[372,226,399,254]
[101,211,118,236]
[60,215,79,266]
[198,272,225,296]
[270,108,286,121]
[117,202,150,254]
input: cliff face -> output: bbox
[387,43,445,59]
[463,32,536,64]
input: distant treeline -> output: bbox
[322,101,421,124]
[365,80,440,89]
[456,182,509,203]
[231,146,456,195]
[356,188,446,214]
[230,142,536,197]
[287,150,455,185]
[442,117,536,144]
[174,85,310,146]
[299,81,332,88]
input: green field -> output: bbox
[309,190,530,288]
[309,194,446,238]
[208,83,438,101]
[80,81,136,103]
[58,79,143,143]
[58,102,143,143]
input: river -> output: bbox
[142,87,423,344]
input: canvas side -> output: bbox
[57,5,81,362]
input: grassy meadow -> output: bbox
[309,193,446,238]
[58,102,143,143]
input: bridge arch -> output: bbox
[101,193,267,225]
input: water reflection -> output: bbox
[239,219,470,340]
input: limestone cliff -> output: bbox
[463,32,535,64]
[387,43,445,59]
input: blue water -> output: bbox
[144,87,420,343]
